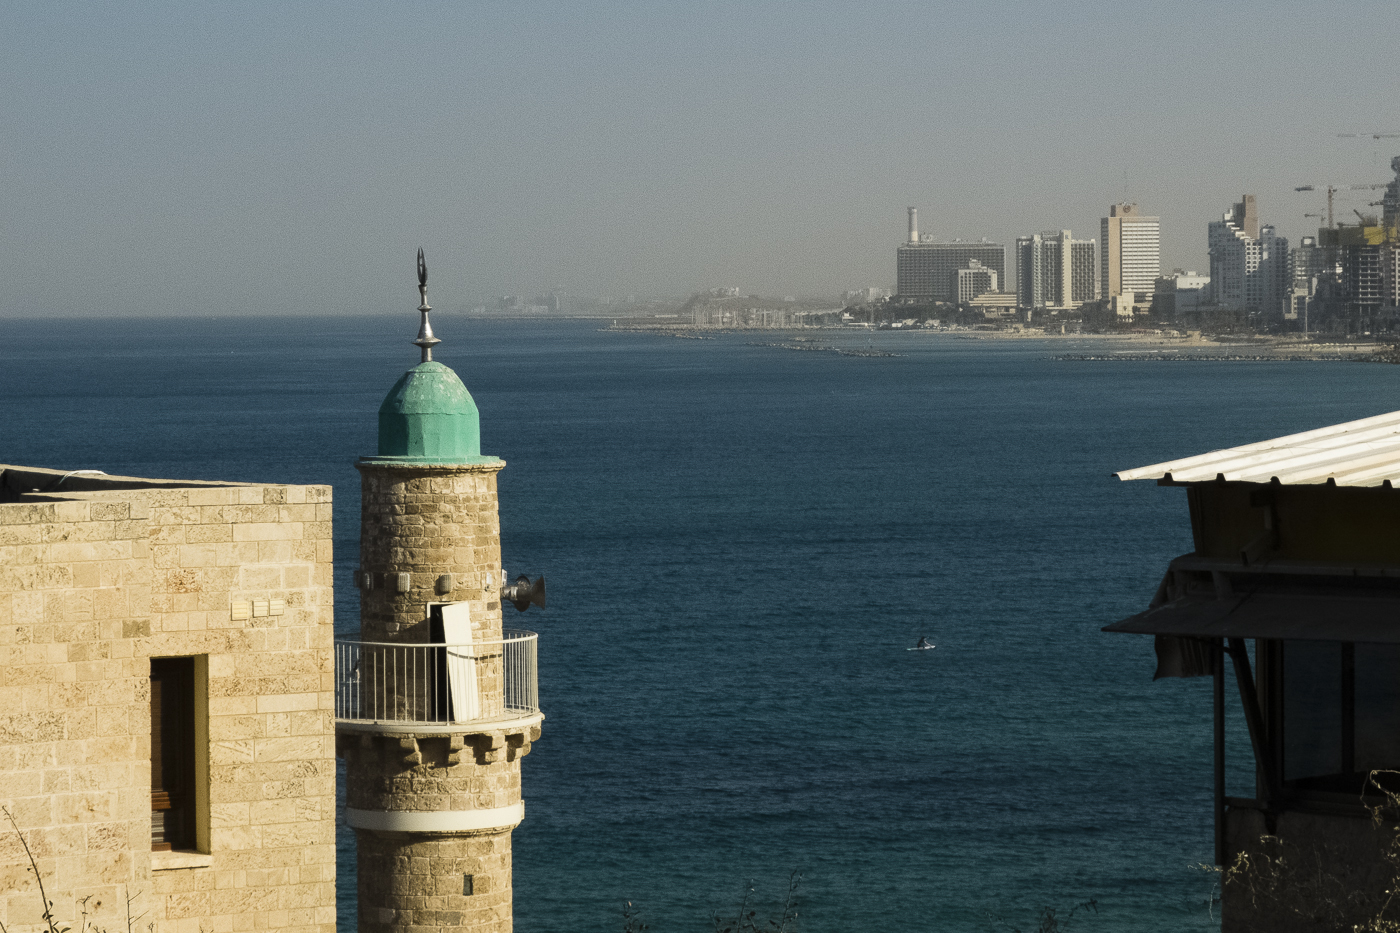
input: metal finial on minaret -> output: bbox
[413,247,441,363]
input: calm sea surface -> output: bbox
[4,317,1396,932]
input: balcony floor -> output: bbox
[334,709,544,736]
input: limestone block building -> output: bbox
[0,252,541,933]
[0,466,337,933]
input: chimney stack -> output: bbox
[908,207,918,243]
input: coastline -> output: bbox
[602,321,1391,362]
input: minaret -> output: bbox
[336,250,543,933]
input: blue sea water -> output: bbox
[4,317,1396,932]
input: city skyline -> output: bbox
[2,2,1398,316]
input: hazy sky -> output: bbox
[4,1,1399,315]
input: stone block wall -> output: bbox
[357,464,505,645]
[339,730,537,933]
[348,458,540,933]
[341,728,538,815]
[354,829,513,933]
[0,466,337,933]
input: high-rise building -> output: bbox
[1100,203,1161,300]
[1207,195,1290,315]
[1344,241,1386,310]
[1384,155,1400,228]
[896,208,1006,302]
[1379,157,1400,308]
[1286,237,1326,326]
[956,260,997,303]
[1316,224,1400,330]
[1385,245,1400,308]
[1015,230,1097,310]
[1291,235,1327,288]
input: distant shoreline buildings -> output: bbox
[880,156,1400,336]
[658,159,1400,335]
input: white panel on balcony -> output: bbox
[442,603,480,722]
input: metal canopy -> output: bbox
[1114,408,1400,487]
[1104,590,1400,643]
[1104,554,1400,643]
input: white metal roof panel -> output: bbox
[1115,409,1400,487]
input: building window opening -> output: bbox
[1282,641,1400,792]
[151,656,196,851]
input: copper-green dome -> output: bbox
[375,361,483,462]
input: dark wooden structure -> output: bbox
[1108,411,1400,932]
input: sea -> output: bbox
[5,316,1396,932]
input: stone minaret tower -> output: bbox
[336,250,543,933]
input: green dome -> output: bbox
[375,361,484,462]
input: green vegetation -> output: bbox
[1209,771,1400,932]
[985,898,1099,933]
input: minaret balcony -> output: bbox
[334,630,540,736]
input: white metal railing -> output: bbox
[335,630,538,726]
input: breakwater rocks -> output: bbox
[1054,342,1396,362]
[1053,353,1370,362]
[748,341,903,358]
[1365,346,1400,364]
[600,327,714,339]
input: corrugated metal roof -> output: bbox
[1115,409,1400,487]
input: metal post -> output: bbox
[1214,639,1226,866]
[1342,642,1356,775]
[1227,637,1278,803]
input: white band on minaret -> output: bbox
[347,802,524,833]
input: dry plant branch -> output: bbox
[710,871,802,933]
[1214,771,1400,932]
[2,805,68,933]
[1,806,150,933]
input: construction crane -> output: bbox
[1294,183,1390,228]
[1336,133,1400,177]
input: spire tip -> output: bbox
[412,248,440,363]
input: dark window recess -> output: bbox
[1283,640,1343,781]
[429,604,450,722]
[151,657,195,851]
[1355,643,1400,772]
[1282,641,1400,793]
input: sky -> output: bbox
[3,1,1400,316]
